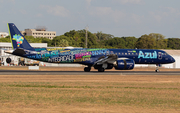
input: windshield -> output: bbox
[163,52,169,56]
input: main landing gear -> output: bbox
[84,67,91,72]
[84,66,105,72]
[155,64,160,72]
[98,67,105,72]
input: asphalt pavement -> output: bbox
[0,70,180,75]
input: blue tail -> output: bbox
[7,23,35,51]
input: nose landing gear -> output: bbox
[155,64,160,72]
[155,69,159,72]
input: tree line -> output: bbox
[1,30,180,49]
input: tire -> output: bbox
[84,67,91,72]
[155,69,159,72]
[6,58,11,63]
[98,68,105,72]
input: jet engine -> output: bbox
[114,59,134,70]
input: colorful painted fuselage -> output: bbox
[23,47,174,65]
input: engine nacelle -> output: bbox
[115,59,134,70]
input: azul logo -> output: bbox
[138,51,157,59]
[13,34,24,47]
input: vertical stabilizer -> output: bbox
[7,23,35,51]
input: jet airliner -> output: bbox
[5,23,175,72]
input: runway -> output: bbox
[0,70,180,75]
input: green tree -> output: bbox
[149,33,167,49]
[95,31,114,41]
[52,35,73,47]
[122,37,137,49]
[0,36,11,42]
[25,36,36,43]
[167,38,180,49]
[104,37,125,48]
[41,38,52,47]
[135,34,156,49]
[59,39,69,47]
[64,30,77,37]
[87,31,98,48]
[64,29,98,48]
[64,30,85,47]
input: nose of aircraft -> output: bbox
[171,56,175,63]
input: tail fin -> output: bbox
[7,23,35,51]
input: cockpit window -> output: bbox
[164,53,168,56]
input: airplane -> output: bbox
[5,23,175,72]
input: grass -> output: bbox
[0,75,180,112]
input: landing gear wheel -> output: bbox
[155,64,160,72]
[6,58,11,63]
[98,68,105,72]
[155,69,159,72]
[84,67,91,72]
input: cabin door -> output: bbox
[158,52,162,60]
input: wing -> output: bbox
[94,54,118,65]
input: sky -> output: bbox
[0,0,180,38]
